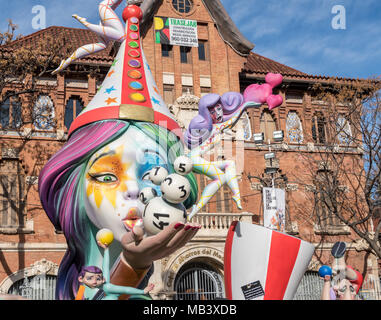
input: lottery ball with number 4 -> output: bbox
[143,197,187,235]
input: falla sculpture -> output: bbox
[35,0,314,301]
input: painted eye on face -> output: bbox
[90,173,118,183]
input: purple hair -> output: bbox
[39,120,129,300]
[79,266,103,278]
[184,92,244,149]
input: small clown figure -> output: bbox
[75,229,154,300]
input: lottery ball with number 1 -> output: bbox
[143,197,187,235]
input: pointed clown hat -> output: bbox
[68,5,182,140]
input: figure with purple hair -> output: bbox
[185,74,284,219]
[75,240,154,300]
[39,121,200,300]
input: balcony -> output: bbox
[189,212,253,240]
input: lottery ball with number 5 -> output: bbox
[143,197,187,235]
[160,173,191,204]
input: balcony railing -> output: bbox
[190,212,253,239]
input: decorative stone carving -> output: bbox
[286,183,298,191]
[26,176,39,185]
[306,142,315,152]
[1,147,19,159]
[29,259,59,275]
[169,91,200,130]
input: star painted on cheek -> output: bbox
[86,145,132,208]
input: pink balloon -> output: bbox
[266,94,283,110]
[243,83,272,104]
[265,73,283,88]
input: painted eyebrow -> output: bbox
[143,149,166,162]
[89,150,116,168]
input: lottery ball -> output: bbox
[149,166,168,185]
[96,228,114,246]
[160,173,191,204]
[143,197,187,235]
[139,187,157,204]
[318,265,332,278]
[173,156,193,175]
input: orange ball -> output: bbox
[122,5,143,22]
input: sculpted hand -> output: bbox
[121,221,201,269]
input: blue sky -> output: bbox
[2,0,380,79]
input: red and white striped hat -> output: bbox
[68,5,182,139]
[224,221,315,300]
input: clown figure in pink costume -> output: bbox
[185,73,284,219]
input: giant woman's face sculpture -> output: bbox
[84,126,168,242]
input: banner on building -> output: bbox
[154,16,198,47]
[263,187,286,232]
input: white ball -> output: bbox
[139,187,157,204]
[143,197,187,235]
[160,173,191,204]
[149,166,168,185]
[173,156,193,175]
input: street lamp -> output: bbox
[253,132,264,144]
[273,130,284,142]
[264,152,276,160]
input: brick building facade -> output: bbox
[0,0,379,299]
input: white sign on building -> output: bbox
[263,187,286,232]
[154,16,198,47]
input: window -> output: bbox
[8,274,57,300]
[286,111,303,143]
[172,0,193,14]
[293,271,322,300]
[0,160,25,230]
[0,96,22,129]
[182,86,194,95]
[312,113,327,144]
[336,114,352,145]
[260,111,277,143]
[314,170,341,227]
[285,92,303,104]
[198,41,209,61]
[163,85,175,105]
[33,95,55,131]
[200,87,211,97]
[180,46,192,64]
[161,44,173,58]
[64,97,84,130]
[175,262,224,300]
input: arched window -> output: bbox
[64,96,85,130]
[175,262,224,300]
[33,95,55,131]
[336,114,352,145]
[312,113,327,144]
[286,111,303,143]
[260,110,277,143]
[8,274,57,300]
[0,96,22,129]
